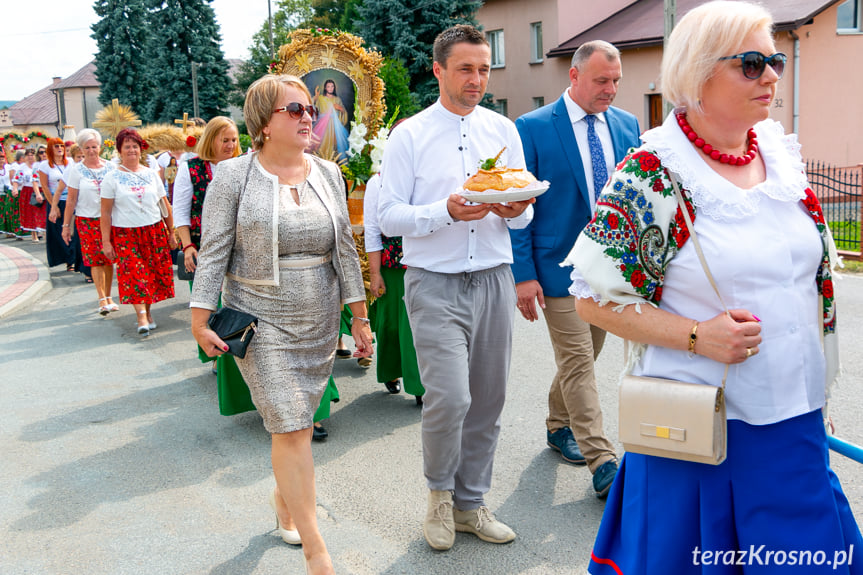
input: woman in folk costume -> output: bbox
[566,3,862,573]
[13,148,47,242]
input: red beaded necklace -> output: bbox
[676,112,758,166]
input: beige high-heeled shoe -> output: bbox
[268,489,302,545]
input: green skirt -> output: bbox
[370,267,424,397]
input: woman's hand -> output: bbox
[11,186,18,198]
[102,240,116,261]
[370,272,386,298]
[35,191,44,203]
[192,323,229,358]
[49,205,61,223]
[184,246,199,273]
[350,320,374,358]
[694,309,762,364]
[167,233,178,250]
[61,225,72,245]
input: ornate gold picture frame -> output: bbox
[272,29,385,163]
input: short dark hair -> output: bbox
[116,128,146,150]
[433,24,488,67]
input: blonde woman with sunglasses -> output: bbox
[565,3,860,573]
[190,74,371,575]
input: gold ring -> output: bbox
[746,348,753,358]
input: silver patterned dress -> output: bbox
[226,181,339,433]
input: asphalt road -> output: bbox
[2,238,862,575]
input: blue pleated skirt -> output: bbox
[589,410,862,574]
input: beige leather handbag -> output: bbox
[618,173,730,466]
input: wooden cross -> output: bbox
[92,99,142,138]
[174,113,195,133]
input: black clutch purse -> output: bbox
[207,307,258,359]
[175,250,195,281]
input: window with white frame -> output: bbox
[487,29,505,68]
[532,97,545,109]
[530,22,543,63]
[837,0,862,32]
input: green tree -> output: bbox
[91,0,154,116]
[308,0,345,29]
[379,57,419,119]
[355,0,482,108]
[144,0,231,123]
[229,0,313,109]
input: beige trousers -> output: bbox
[543,295,616,473]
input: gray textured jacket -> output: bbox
[190,152,365,310]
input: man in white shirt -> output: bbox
[511,41,641,498]
[379,24,534,552]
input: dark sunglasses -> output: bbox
[273,102,318,121]
[719,51,787,80]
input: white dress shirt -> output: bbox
[562,89,615,212]
[363,173,383,252]
[379,100,533,274]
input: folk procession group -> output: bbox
[5,2,862,573]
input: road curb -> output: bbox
[0,244,53,320]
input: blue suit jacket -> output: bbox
[510,95,641,297]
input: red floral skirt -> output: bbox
[76,216,111,266]
[18,187,47,232]
[111,222,175,304]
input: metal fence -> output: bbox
[806,161,862,257]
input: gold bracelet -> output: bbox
[688,321,699,355]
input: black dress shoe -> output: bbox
[415,395,424,406]
[312,425,328,441]
[384,379,401,394]
[336,349,352,359]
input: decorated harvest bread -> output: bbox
[463,146,537,192]
[463,167,537,191]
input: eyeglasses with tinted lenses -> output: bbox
[273,102,318,121]
[719,51,786,80]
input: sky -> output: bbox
[3,0,272,101]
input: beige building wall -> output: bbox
[794,3,863,168]
[479,0,633,120]
[58,87,102,132]
[615,47,662,129]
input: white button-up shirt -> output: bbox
[379,100,533,274]
[562,89,615,212]
[363,173,384,252]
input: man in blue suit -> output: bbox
[511,40,640,498]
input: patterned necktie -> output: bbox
[585,114,608,196]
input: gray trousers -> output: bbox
[404,264,517,510]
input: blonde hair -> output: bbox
[244,74,313,150]
[196,116,240,162]
[662,1,775,113]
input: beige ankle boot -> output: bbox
[423,489,455,550]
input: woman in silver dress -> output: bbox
[190,74,372,575]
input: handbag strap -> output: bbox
[667,171,729,392]
[622,171,729,395]
[668,172,729,315]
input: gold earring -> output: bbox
[264,134,270,141]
